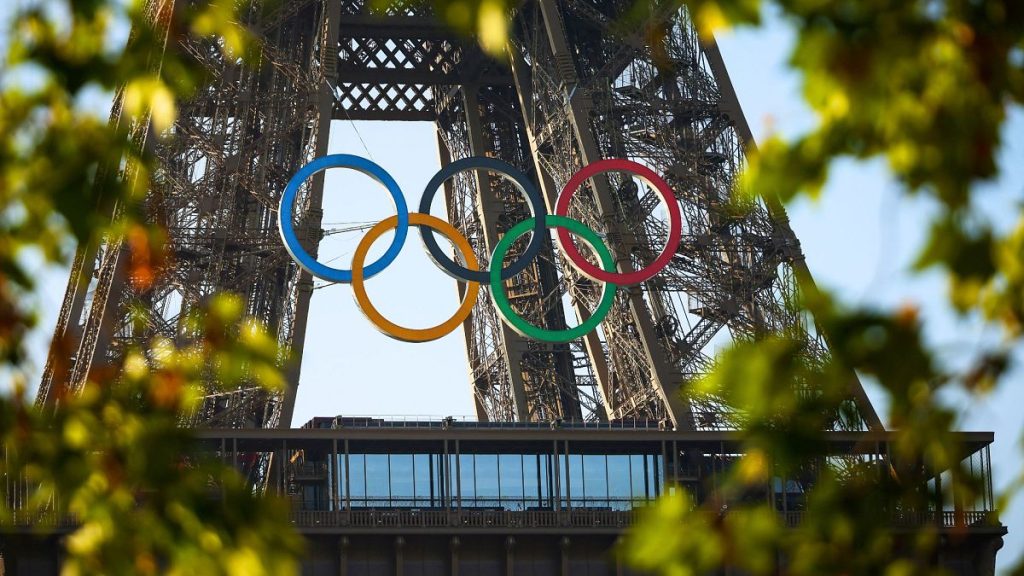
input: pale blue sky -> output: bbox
[5,3,1021,570]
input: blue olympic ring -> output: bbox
[278,154,409,283]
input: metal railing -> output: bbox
[301,415,666,430]
[289,509,635,530]
[1,507,998,533]
[288,509,1000,531]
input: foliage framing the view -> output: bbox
[0,0,1021,574]
[1,0,301,574]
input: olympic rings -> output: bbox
[554,158,682,286]
[278,154,680,343]
[418,156,547,283]
[491,216,616,343]
[352,213,480,343]
[279,154,408,283]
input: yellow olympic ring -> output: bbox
[351,213,480,342]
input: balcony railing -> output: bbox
[300,415,667,430]
[289,509,1000,532]
[2,508,998,533]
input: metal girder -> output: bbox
[40,0,333,440]
[503,0,879,432]
[699,36,882,431]
[330,13,511,121]
[434,83,600,422]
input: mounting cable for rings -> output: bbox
[277,155,682,344]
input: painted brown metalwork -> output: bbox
[39,0,881,449]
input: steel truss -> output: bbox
[40,0,881,451]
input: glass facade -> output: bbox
[332,450,661,511]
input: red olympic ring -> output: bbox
[554,159,682,286]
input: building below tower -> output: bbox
[1,418,1007,575]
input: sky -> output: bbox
[5,2,1022,571]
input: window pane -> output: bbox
[499,454,524,510]
[630,454,648,500]
[564,454,583,506]
[390,454,414,505]
[539,454,550,508]
[365,454,390,504]
[582,455,608,507]
[648,454,661,498]
[475,454,499,506]
[607,455,631,509]
[458,454,475,504]
[413,454,433,506]
[523,454,539,508]
[559,454,568,504]
[349,454,366,503]
[435,454,448,507]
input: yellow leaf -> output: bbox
[150,82,177,132]
[737,449,769,484]
[63,418,90,449]
[66,521,106,555]
[200,530,223,552]
[124,351,148,381]
[227,548,265,576]
[477,0,509,56]
[210,293,244,323]
[122,78,177,132]
[695,3,730,39]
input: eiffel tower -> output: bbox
[38,0,879,433]
[18,1,1006,574]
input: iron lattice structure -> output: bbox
[39,0,882,436]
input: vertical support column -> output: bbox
[455,439,462,512]
[986,445,994,513]
[559,537,570,576]
[443,438,450,510]
[436,130,490,421]
[331,438,339,511]
[671,440,679,496]
[506,51,614,420]
[615,537,625,576]
[279,0,341,427]
[450,537,460,576]
[934,454,943,528]
[505,536,515,576]
[395,536,405,576]
[552,439,561,511]
[78,244,130,388]
[344,439,351,510]
[563,440,571,512]
[338,536,349,576]
[460,85,531,421]
[513,0,694,429]
[952,464,965,528]
[661,441,668,495]
[38,242,99,407]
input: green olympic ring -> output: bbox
[490,215,617,343]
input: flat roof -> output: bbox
[193,421,994,458]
